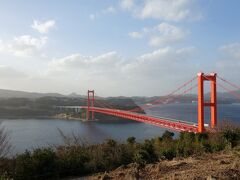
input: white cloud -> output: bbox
[103,6,116,14]
[140,0,190,21]
[219,43,240,59]
[48,51,122,75]
[46,47,197,96]
[125,46,195,72]
[31,20,56,34]
[129,22,188,46]
[89,6,117,20]
[89,14,96,20]
[0,46,199,96]
[128,31,143,39]
[0,65,30,92]
[149,23,188,46]
[212,43,240,85]
[122,0,201,21]
[0,65,26,78]
[49,54,89,71]
[0,35,48,57]
[0,39,3,51]
[120,0,135,9]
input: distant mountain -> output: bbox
[0,90,143,120]
[0,88,239,103]
[216,90,240,99]
[67,92,85,98]
[0,89,65,99]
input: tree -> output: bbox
[127,137,136,145]
[162,130,174,141]
[0,123,11,158]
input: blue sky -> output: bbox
[0,0,240,96]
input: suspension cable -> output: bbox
[94,93,115,109]
[217,75,240,91]
[203,74,240,101]
[129,76,197,112]
[217,82,240,100]
[130,83,198,112]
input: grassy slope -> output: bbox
[86,149,240,180]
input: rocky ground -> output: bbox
[74,149,240,180]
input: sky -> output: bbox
[0,0,240,97]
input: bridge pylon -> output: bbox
[87,90,95,120]
[198,72,217,133]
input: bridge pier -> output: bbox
[198,72,217,133]
[87,90,95,120]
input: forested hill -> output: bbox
[0,96,144,119]
[0,89,65,99]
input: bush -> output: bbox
[127,137,136,145]
[57,147,89,177]
[162,131,174,141]
[154,132,177,160]
[221,128,240,148]
[86,139,132,172]
[14,149,57,179]
[141,139,158,162]
[133,149,150,165]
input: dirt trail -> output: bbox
[79,150,240,180]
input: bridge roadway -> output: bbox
[58,106,198,133]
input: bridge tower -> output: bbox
[198,72,217,133]
[87,90,95,120]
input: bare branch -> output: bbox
[0,123,12,158]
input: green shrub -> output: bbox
[14,149,57,180]
[57,147,89,177]
[86,139,131,172]
[221,128,240,148]
[133,149,150,165]
[127,137,136,145]
[141,139,157,162]
[195,132,208,142]
[162,131,174,141]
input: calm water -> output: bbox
[1,103,240,155]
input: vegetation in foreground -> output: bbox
[0,125,240,179]
[88,147,240,179]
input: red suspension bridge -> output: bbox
[60,72,240,133]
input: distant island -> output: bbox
[0,89,145,121]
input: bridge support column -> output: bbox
[197,72,217,133]
[210,75,217,128]
[198,73,204,133]
[87,90,95,120]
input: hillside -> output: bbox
[0,89,64,99]
[0,96,144,120]
[85,150,240,180]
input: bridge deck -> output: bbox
[58,106,198,133]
